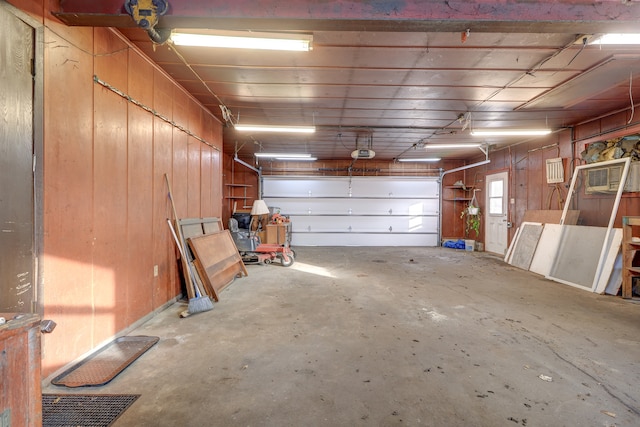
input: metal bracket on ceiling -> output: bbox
[124,0,171,44]
[441,143,491,177]
[234,140,249,155]
[478,143,489,159]
[234,154,260,175]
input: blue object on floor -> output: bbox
[443,239,466,249]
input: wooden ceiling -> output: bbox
[56,0,640,161]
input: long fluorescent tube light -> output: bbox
[255,153,312,158]
[425,143,482,149]
[593,34,640,45]
[471,129,551,136]
[235,124,316,133]
[275,157,317,161]
[171,30,313,51]
[397,158,441,162]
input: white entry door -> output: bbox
[485,172,509,255]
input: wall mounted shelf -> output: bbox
[225,184,253,210]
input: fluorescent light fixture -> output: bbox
[275,157,317,161]
[470,129,551,136]
[171,30,313,51]
[235,124,316,133]
[255,153,312,158]
[397,158,441,162]
[425,143,482,149]
[593,34,640,45]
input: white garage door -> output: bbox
[263,176,439,246]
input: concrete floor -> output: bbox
[44,247,640,427]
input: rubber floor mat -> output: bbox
[51,336,159,387]
[43,394,139,427]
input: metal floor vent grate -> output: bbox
[42,394,140,427]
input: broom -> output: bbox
[167,219,213,314]
[165,174,214,314]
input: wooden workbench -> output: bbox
[0,313,42,426]
[622,216,640,299]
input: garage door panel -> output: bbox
[290,215,438,233]
[350,177,439,197]
[292,233,439,247]
[263,176,439,247]
[268,198,439,216]
[264,178,348,197]
[264,177,440,198]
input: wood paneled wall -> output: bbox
[469,114,640,248]
[10,1,225,378]
[227,116,640,246]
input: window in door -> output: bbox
[489,179,504,215]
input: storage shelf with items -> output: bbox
[442,182,475,201]
[225,184,253,210]
[622,216,640,298]
[442,180,481,241]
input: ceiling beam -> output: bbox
[53,0,640,33]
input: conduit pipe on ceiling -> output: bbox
[234,154,263,198]
[440,159,491,177]
[234,154,260,174]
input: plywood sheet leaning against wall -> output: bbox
[188,231,248,301]
[522,210,580,225]
[177,217,224,300]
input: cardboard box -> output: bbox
[265,223,289,245]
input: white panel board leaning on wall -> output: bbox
[506,158,630,294]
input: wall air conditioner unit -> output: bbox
[585,162,640,194]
